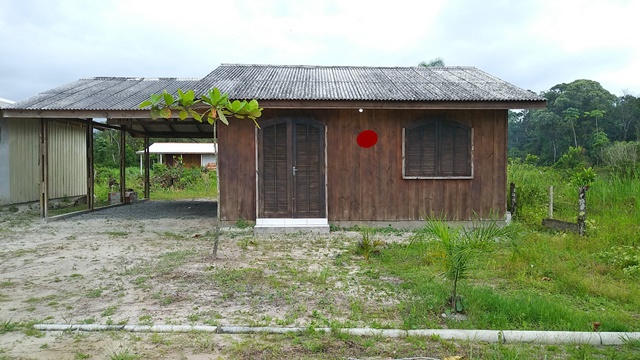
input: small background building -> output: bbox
[136,142,217,171]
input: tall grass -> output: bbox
[93,166,218,204]
[372,163,640,331]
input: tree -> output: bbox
[584,109,606,132]
[612,92,640,141]
[563,107,580,148]
[140,88,262,259]
[418,57,445,67]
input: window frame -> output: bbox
[402,119,474,180]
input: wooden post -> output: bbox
[509,182,517,218]
[120,129,126,203]
[548,186,554,219]
[144,135,150,200]
[578,186,588,236]
[86,119,94,210]
[39,119,49,218]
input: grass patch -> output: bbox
[0,281,16,288]
[86,288,103,298]
[105,231,129,237]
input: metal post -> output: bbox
[39,119,49,218]
[144,135,150,200]
[86,119,94,210]
[120,129,126,204]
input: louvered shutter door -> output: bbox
[294,122,324,218]
[262,122,289,216]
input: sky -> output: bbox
[1,0,638,102]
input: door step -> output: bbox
[254,218,330,234]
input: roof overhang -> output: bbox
[257,100,547,110]
[1,99,546,120]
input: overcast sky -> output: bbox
[1,0,638,102]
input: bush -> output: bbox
[554,146,588,172]
[600,141,640,179]
[151,162,204,190]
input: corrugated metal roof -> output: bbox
[4,64,545,113]
[194,64,544,102]
[8,77,199,111]
[135,142,217,155]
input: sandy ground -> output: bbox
[0,201,411,359]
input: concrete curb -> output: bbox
[33,324,640,346]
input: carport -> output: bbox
[0,77,217,218]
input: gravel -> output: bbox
[70,200,218,221]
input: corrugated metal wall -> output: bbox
[8,119,87,203]
[9,119,40,203]
[48,120,87,199]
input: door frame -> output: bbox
[255,116,328,222]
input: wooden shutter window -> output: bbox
[404,120,472,178]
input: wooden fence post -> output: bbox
[578,186,588,236]
[509,182,517,218]
[548,186,554,219]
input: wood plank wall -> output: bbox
[218,108,507,221]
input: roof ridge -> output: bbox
[219,63,477,70]
[87,77,200,81]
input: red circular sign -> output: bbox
[357,130,378,148]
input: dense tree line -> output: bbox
[508,79,640,165]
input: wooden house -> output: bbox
[191,65,546,232]
[0,65,545,228]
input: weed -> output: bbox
[138,315,153,326]
[101,305,118,317]
[108,346,138,360]
[235,218,252,229]
[0,320,18,334]
[81,317,96,324]
[150,332,170,345]
[238,236,256,250]
[105,231,129,237]
[356,227,385,260]
[159,231,185,240]
[0,281,15,288]
[86,288,103,298]
[74,352,91,359]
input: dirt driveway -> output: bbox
[0,201,421,359]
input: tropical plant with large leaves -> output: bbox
[139,88,262,127]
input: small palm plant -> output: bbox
[357,227,385,260]
[419,218,520,312]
